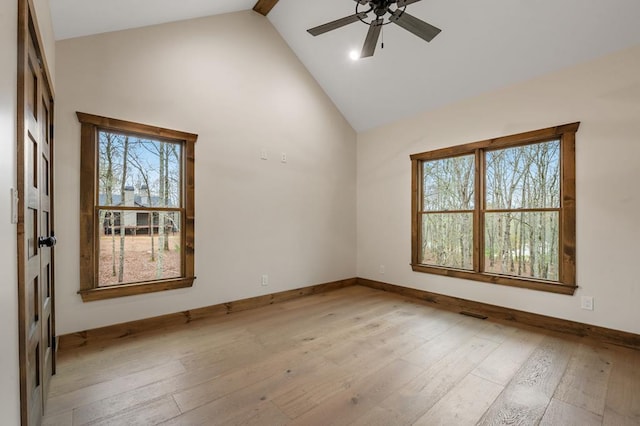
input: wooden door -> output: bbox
[18,0,56,424]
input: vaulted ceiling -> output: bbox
[49,0,640,131]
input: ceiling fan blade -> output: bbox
[307,12,368,36]
[390,10,441,42]
[397,0,423,6]
[360,18,384,58]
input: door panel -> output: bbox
[40,82,54,399]
[18,0,56,424]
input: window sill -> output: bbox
[78,277,195,302]
[411,264,577,295]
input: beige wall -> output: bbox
[54,11,357,333]
[357,45,640,334]
[0,0,20,421]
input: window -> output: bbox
[77,112,197,301]
[411,123,578,294]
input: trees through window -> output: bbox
[411,123,578,294]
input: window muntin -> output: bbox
[77,112,197,301]
[411,123,578,295]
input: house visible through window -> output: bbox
[77,112,197,301]
[411,123,578,295]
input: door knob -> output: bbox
[38,233,57,248]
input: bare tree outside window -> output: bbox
[97,132,182,286]
[484,141,560,281]
[421,155,474,270]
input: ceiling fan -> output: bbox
[307,0,441,58]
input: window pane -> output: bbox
[98,131,181,208]
[98,210,182,286]
[486,140,560,210]
[422,155,475,211]
[421,213,473,270]
[484,211,559,281]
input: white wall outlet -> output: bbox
[261,274,268,286]
[379,265,385,274]
[281,152,287,163]
[260,149,268,160]
[581,296,594,311]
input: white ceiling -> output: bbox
[49,0,257,40]
[49,0,640,131]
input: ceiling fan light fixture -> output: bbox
[307,0,442,58]
[349,50,361,60]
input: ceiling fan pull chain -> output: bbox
[381,25,384,49]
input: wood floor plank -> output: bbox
[288,359,422,426]
[273,324,428,418]
[377,336,499,424]
[89,395,181,426]
[40,286,639,426]
[322,315,429,367]
[222,401,290,426]
[166,356,333,425]
[401,315,492,368]
[71,358,243,426]
[41,409,72,426]
[160,400,276,426]
[477,334,576,425]
[553,342,613,415]
[165,352,339,424]
[349,406,407,426]
[45,360,186,417]
[403,306,464,341]
[603,345,640,424]
[270,362,352,419]
[472,327,545,386]
[172,347,325,413]
[413,373,504,426]
[286,300,405,345]
[52,328,256,397]
[603,407,640,426]
[257,295,399,352]
[540,398,603,426]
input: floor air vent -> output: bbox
[459,311,488,320]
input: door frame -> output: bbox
[16,0,56,424]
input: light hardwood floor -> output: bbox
[43,286,640,425]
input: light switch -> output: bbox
[11,188,18,224]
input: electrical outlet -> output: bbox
[379,265,385,274]
[281,152,287,163]
[261,274,268,286]
[260,149,268,160]
[581,296,594,311]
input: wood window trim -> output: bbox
[77,112,197,302]
[410,123,579,295]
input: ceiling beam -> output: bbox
[253,0,279,16]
